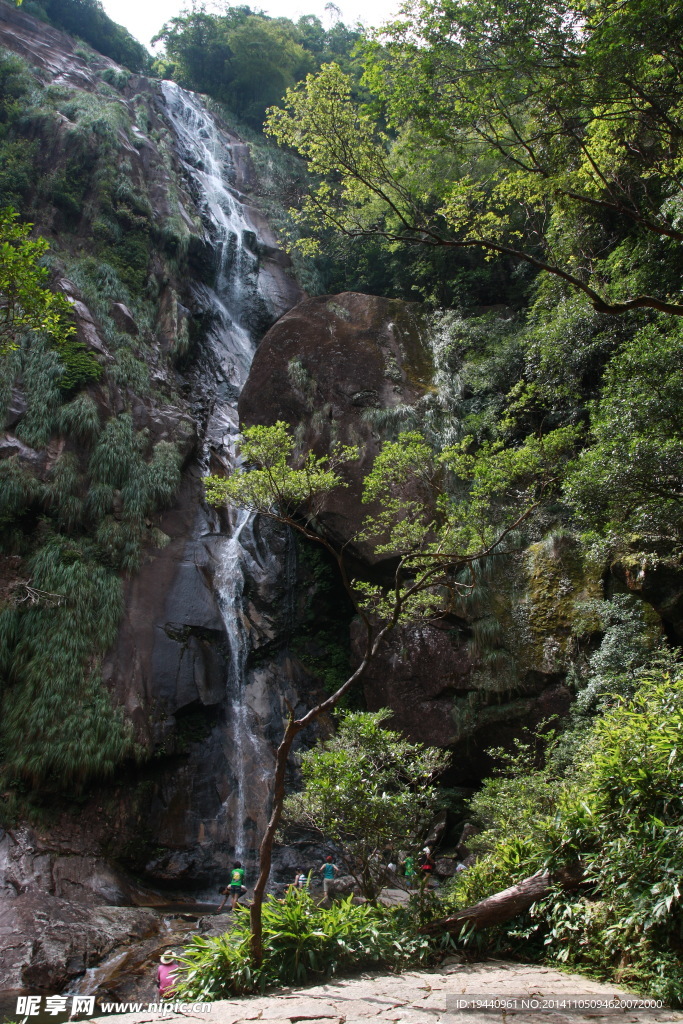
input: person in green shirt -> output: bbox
[403,854,416,889]
[218,861,246,911]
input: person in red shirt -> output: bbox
[157,950,180,997]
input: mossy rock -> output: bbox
[516,532,603,672]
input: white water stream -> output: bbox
[161,82,271,865]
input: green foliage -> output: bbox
[569,594,663,716]
[56,335,102,391]
[15,334,63,448]
[441,657,683,1005]
[88,415,182,570]
[0,207,74,353]
[204,421,358,522]
[0,456,40,525]
[0,535,136,789]
[57,393,101,443]
[173,888,437,998]
[565,317,683,539]
[207,421,578,627]
[0,53,38,209]
[266,0,683,317]
[154,8,362,129]
[29,0,150,72]
[281,710,449,899]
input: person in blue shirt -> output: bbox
[319,855,340,897]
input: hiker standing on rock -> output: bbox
[218,860,246,911]
[403,853,416,889]
[319,854,340,898]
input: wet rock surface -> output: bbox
[0,828,160,991]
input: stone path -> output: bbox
[88,959,683,1024]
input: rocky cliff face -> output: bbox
[240,292,433,563]
[0,0,675,1001]
[239,292,619,782]
[0,1,335,990]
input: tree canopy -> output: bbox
[153,7,363,128]
[281,709,449,899]
[266,0,683,316]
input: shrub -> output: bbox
[441,658,683,1005]
[56,336,102,391]
[173,889,437,999]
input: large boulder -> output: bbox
[239,292,432,563]
[0,828,159,991]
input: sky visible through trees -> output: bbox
[100,0,400,48]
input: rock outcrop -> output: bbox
[240,292,431,563]
[239,293,587,779]
[0,828,160,991]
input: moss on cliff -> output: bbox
[519,532,604,671]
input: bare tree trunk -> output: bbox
[250,717,300,963]
[248,620,391,964]
[420,864,584,936]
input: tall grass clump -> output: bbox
[88,415,182,569]
[15,335,63,448]
[0,535,135,789]
[173,888,439,999]
[57,393,101,443]
[41,452,84,531]
[0,456,41,526]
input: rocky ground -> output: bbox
[87,960,683,1024]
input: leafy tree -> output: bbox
[0,207,74,354]
[565,316,683,539]
[153,7,362,128]
[282,709,449,899]
[265,0,683,317]
[29,0,150,72]
[205,418,578,961]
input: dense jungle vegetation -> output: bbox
[198,0,683,1001]
[2,0,683,1005]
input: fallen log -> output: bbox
[421,863,584,936]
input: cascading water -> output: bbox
[213,508,263,865]
[161,82,257,430]
[161,81,277,867]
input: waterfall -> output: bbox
[213,508,264,865]
[161,81,274,867]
